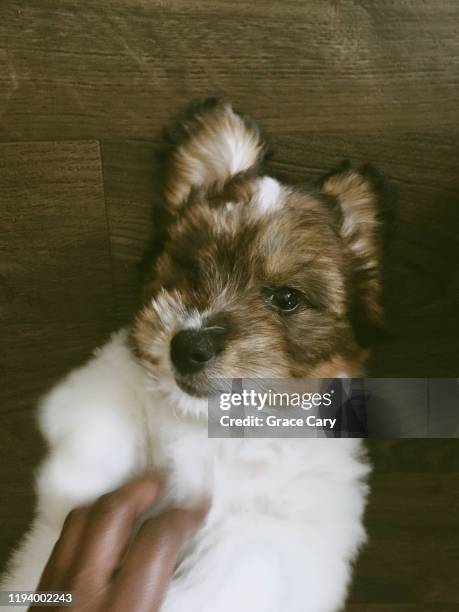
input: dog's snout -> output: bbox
[170,328,224,375]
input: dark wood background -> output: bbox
[1,1,458,609]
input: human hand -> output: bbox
[33,477,207,611]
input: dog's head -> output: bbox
[133,98,394,414]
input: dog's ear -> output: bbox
[163,97,266,210]
[319,161,397,346]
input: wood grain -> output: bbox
[101,140,159,325]
[350,472,459,605]
[0,1,458,141]
[0,141,115,406]
[368,440,459,473]
[0,141,115,573]
[347,606,459,612]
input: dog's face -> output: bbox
[133,99,393,413]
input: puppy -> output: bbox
[1,98,393,611]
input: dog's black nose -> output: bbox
[170,328,223,375]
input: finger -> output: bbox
[36,505,90,590]
[66,477,162,591]
[108,505,208,612]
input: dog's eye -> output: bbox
[266,287,301,313]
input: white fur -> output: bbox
[253,176,284,216]
[1,332,369,612]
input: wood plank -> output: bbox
[0,0,458,141]
[101,140,159,325]
[368,440,459,473]
[347,606,458,612]
[349,473,459,605]
[0,142,114,323]
[0,141,115,572]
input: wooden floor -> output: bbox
[1,1,458,609]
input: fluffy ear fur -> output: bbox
[319,161,396,346]
[163,97,266,210]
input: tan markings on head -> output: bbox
[307,351,369,378]
[254,203,346,316]
[320,164,390,339]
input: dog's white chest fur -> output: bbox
[1,331,369,612]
